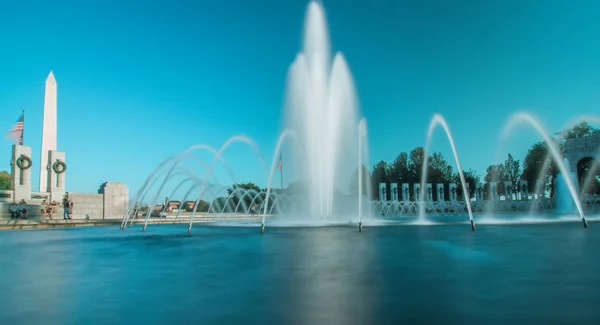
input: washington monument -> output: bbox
[40,71,57,192]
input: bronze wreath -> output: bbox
[53,160,67,174]
[16,155,32,170]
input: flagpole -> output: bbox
[20,109,24,146]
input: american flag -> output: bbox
[5,113,24,145]
[277,153,282,172]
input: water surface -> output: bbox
[1,220,599,324]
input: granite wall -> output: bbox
[69,193,104,219]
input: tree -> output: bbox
[227,182,260,195]
[484,164,506,197]
[504,153,521,185]
[521,141,557,195]
[453,169,481,200]
[371,161,390,199]
[0,171,9,191]
[408,147,425,183]
[371,148,457,201]
[226,182,262,212]
[428,152,454,184]
[390,152,410,183]
[185,200,209,212]
[559,122,600,140]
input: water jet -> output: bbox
[502,112,588,228]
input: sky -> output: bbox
[1,0,600,199]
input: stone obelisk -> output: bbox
[39,71,57,192]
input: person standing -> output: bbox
[63,195,71,220]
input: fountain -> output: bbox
[555,157,578,214]
[284,1,361,220]
[502,112,588,228]
[120,2,600,234]
[419,114,475,230]
[358,118,370,232]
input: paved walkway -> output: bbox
[0,215,265,230]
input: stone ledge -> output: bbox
[0,216,264,230]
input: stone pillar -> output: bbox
[100,182,129,219]
[489,182,498,200]
[401,183,409,202]
[47,150,66,202]
[449,183,457,202]
[413,183,421,201]
[519,180,528,200]
[10,145,32,202]
[436,183,444,202]
[475,183,484,201]
[425,183,433,202]
[504,181,513,200]
[390,183,398,201]
[378,183,387,202]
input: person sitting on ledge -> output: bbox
[48,201,55,219]
[17,201,28,219]
[9,203,18,219]
[41,199,48,214]
[41,199,54,219]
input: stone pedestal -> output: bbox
[401,183,409,202]
[449,183,457,202]
[436,183,444,202]
[504,181,513,200]
[390,183,398,201]
[425,183,433,202]
[47,150,66,202]
[413,183,421,201]
[100,182,129,219]
[10,145,32,202]
[378,183,387,202]
[519,180,528,200]
[475,183,484,201]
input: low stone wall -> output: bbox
[0,182,129,221]
[0,199,101,220]
[69,193,104,219]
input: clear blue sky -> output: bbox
[1,0,600,198]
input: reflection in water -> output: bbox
[1,223,600,324]
[272,228,374,324]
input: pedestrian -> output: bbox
[63,195,71,220]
